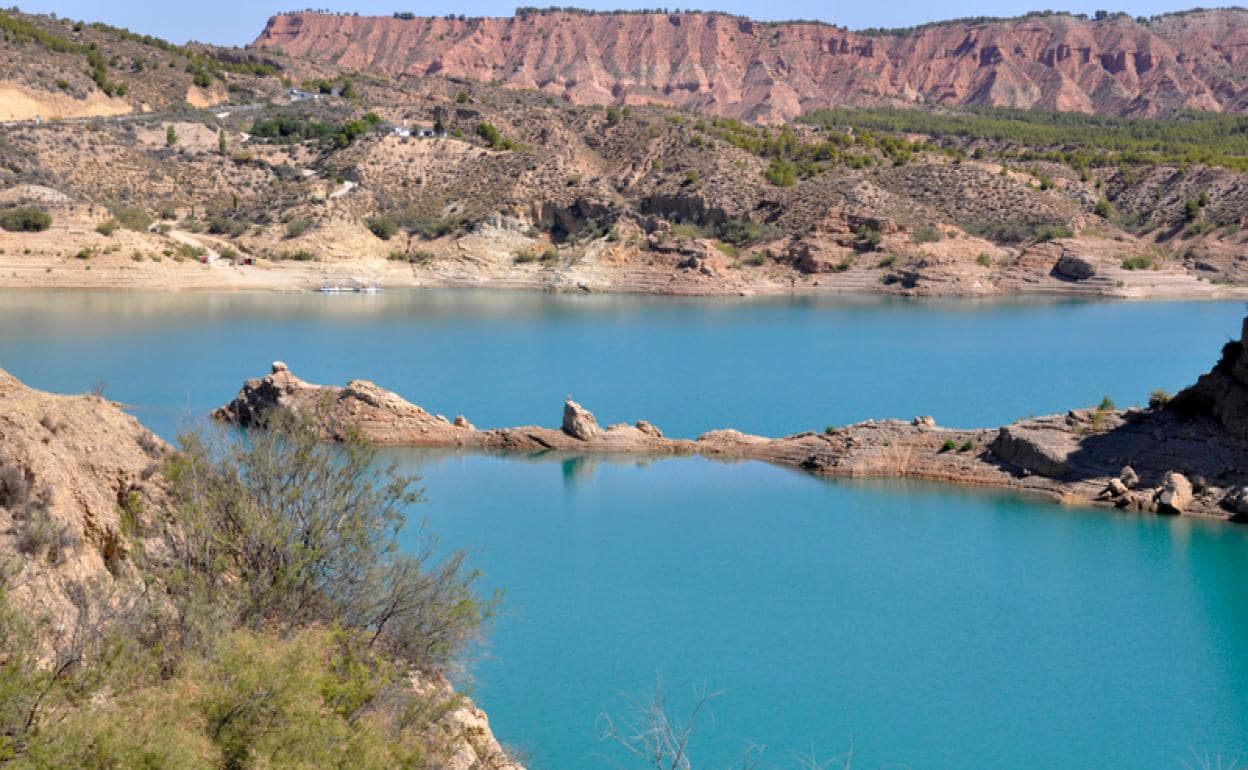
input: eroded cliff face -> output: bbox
[254,9,1248,121]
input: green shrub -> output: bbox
[877,254,897,268]
[169,243,204,261]
[95,219,120,236]
[1098,395,1116,411]
[365,217,397,241]
[166,124,178,146]
[912,224,942,244]
[668,222,707,240]
[514,247,558,264]
[1035,224,1073,242]
[1093,198,1114,219]
[1148,389,1173,409]
[285,218,312,239]
[958,440,974,452]
[1184,219,1217,238]
[474,122,519,150]
[0,207,51,232]
[1121,255,1154,270]
[110,207,153,232]
[855,224,883,250]
[976,252,993,267]
[275,249,317,261]
[164,408,494,668]
[763,158,797,187]
[939,439,958,453]
[389,249,435,263]
[455,90,469,103]
[606,106,621,125]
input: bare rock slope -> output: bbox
[218,317,1248,522]
[255,8,1248,122]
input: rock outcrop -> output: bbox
[216,314,1248,522]
[0,369,171,645]
[990,420,1079,478]
[255,8,1248,122]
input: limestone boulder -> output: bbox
[562,399,602,441]
[1156,472,1193,515]
[989,423,1078,478]
[1120,466,1139,489]
[635,419,663,438]
[1055,253,1096,280]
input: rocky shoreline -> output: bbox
[215,317,1248,522]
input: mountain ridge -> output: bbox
[253,7,1248,122]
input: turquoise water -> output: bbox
[1,291,1246,768]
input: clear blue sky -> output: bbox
[14,0,1214,46]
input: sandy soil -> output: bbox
[0,80,131,121]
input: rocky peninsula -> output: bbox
[215,317,1248,522]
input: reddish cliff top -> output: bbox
[254,8,1248,122]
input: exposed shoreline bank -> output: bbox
[2,254,1248,300]
[4,228,1248,299]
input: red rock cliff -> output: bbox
[254,9,1248,122]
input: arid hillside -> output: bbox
[254,8,1248,123]
[0,7,1246,297]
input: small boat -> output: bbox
[318,285,347,293]
[357,286,382,294]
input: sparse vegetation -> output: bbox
[514,246,559,264]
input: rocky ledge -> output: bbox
[215,319,1248,522]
